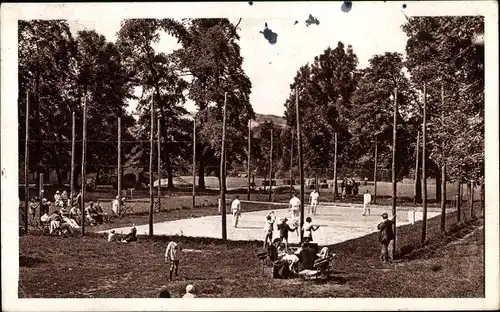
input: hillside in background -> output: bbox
[251,113,286,128]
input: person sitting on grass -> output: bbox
[121,224,137,243]
[107,230,116,243]
[159,288,171,298]
[69,204,82,225]
[54,190,63,207]
[302,217,320,243]
[85,201,100,225]
[182,284,196,298]
[263,211,276,249]
[278,217,296,252]
[296,242,318,271]
[49,211,63,235]
[94,200,106,223]
[61,190,69,207]
[165,240,183,280]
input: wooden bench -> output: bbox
[298,254,335,280]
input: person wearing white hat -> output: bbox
[112,196,120,217]
[54,191,62,207]
[182,284,196,298]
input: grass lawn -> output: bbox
[19,205,484,298]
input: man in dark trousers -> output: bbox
[377,212,396,262]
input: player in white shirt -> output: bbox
[231,196,242,228]
[289,193,301,223]
[309,189,320,215]
[362,190,372,216]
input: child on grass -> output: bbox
[165,241,183,280]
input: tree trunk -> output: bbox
[95,170,100,188]
[435,167,442,202]
[55,166,63,187]
[415,169,422,203]
[198,157,206,190]
[159,103,174,189]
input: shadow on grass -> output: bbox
[19,255,47,267]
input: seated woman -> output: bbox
[121,225,137,243]
[85,202,100,225]
[69,205,82,225]
[49,211,63,234]
[94,200,106,223]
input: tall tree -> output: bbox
[284,42,359,178]
[117,19,190,188]
[75,30,136,185]
[348,52,419,181]
[18,20,76,185]
[402,16,484,189]
[171,18,255,189]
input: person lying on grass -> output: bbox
[263,211,276,249]
[165,240,183,280]
[121,224,137,243]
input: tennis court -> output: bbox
[103,201,440,245]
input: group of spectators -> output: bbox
[340,178,359,198]
[29,190,115,236]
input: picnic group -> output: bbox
[25,190,130,237]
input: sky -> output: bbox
[67,3,411,117]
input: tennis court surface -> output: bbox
[102,202,440,245]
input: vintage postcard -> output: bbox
[1,1,498,311]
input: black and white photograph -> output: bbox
[1,1,498,311]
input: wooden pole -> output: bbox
[149,97,155,237]
[247,120,251,201]
[440,83,446,232]
[80,92,88,236]
[391,88,398,258]
[24,91,30,232]
[421,82,428,246]
[440,164,447,232]
[333,132,338,201]
[373,135,377,204]
[457,181,462,222]
[39,173,44,218]
[268,128,273,202]
[470,182,474,218]
[414,131,420,204]
[157,117,161,212]
[295,84,305,242]
[117,117,122,214]
[70,112,75,206]
[289,129,294,199]
[220,92,228,240]
[193,117,197,208]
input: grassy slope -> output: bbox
[19,206,484,298]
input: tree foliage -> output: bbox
[402,16,484,184]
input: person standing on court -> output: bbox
[263,211,276,249]
[309,189,320,215]
[302,217,320,243]
[362,190,372,216]
[231,195,241,228]
[278,217,297,252]
[288,193,300,223]
[377,212,396,262]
